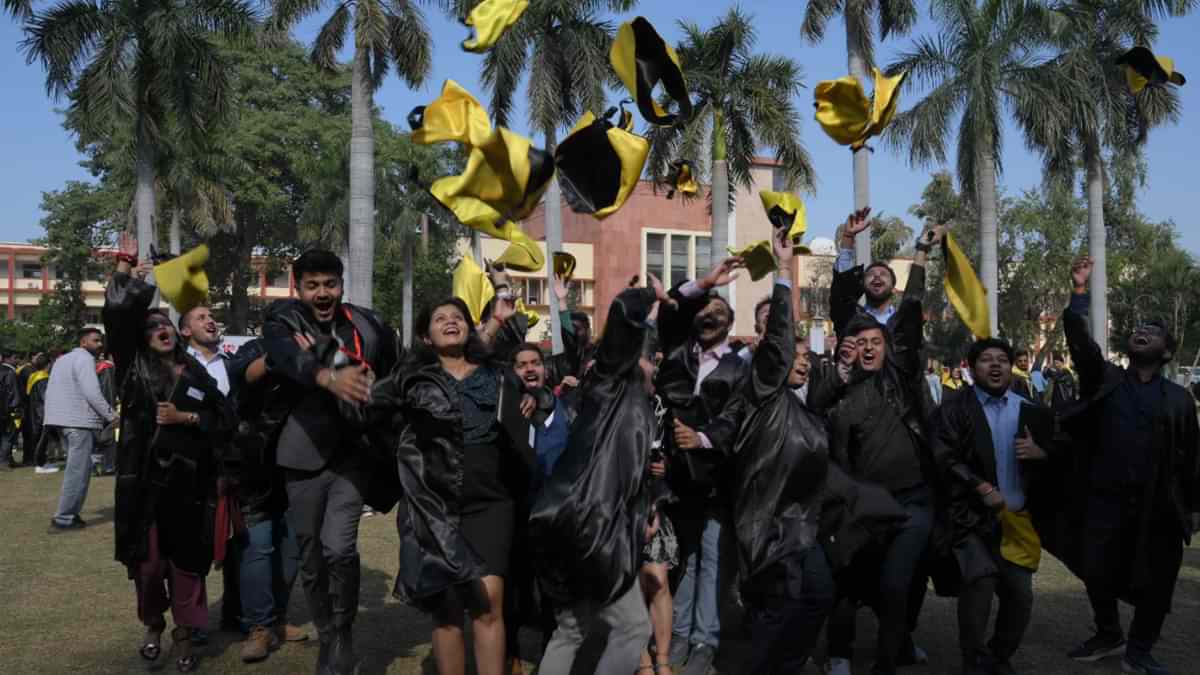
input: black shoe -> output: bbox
[1069,633,1126,662]
[329,628,356,675]
[668,636,691,667]
[316,636,333,675]
[681,644,715,675]
[48,518,85,533]
[1123,650,1170,675]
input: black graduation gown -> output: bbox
[105,272,234,576]
[528,287,658,607]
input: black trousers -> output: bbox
[1083,492,1184,655]
[957,557,1033,665]
[285,462,366,638]
[746,547,836,675]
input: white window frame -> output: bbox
[642,228,709,288]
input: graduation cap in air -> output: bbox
[665,159,699,199]
[1117,46,1186,94]
[555,104,650,220]
[815,67,907,150]
[727,240,777,281]
[553,251,577,281]
[153,245,210,315]
[759,191,808,243]
[611,17,693,126]
[409,80,553,271]
[942,233,991,339]
[452,254,495,325]
[460,0,528,53]
[492,228,544,273]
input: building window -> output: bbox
[525,278,544,305]
[772,167,790,193]
[645,232,717,287]
[798,287,831,319]
[21,263,43,279]
[646,233,666,282]
[567,280,595,307]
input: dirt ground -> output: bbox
[1,467,1197,674]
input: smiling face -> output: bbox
[298,271,343,324]
[181,306,219,349]
[143,313,178,356]
[1127,322,1169,363]
[854,327,888,372]
[693,297,733,347]
[514,348,546,390]
[788,342,811,387]
[863,265,896,305]
[972,347,1013,395]
[425,303,469,351]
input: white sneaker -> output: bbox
[35,465,60,474]
[825,657,852,675]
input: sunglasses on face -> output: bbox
[144,317,173,332]
[1133,324,1165,336]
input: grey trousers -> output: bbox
[958,558,1034,664]
[52,428,95,526]
[285,464,366,638]
[538,581,652,675]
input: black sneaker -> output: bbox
[1123,650,1170,675]
[682,644,715,675]
[1068,633,1126,662]
[47,518,85,534]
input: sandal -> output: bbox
[171,626,199,673]
[139,622,165,661]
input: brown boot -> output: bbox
[240,625,280,663]
[275,624,309,643]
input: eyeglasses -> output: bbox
[1133,323,1165,336]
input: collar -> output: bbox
[974,386,1011,407]
[693,340,732,364]
[187,345,223,365]
[1,363,14,372]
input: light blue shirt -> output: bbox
[974,387,1026,511]
[834,248,896,325]
[1031,370,1046,393]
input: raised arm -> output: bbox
[103,234,158,382]
[747,229,796,403]
[1063,257,1107,400]
[831,208,872,338]
[657,257,743,356]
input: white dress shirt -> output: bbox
[188,345,230,396]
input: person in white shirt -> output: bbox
[179,306,229,396]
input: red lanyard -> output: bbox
[338,306,370,371]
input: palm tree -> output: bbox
[4,0,30,19]
[885,0,1069,332]
[1036,0,1188,350]
[802,0,918,264]
[272,0,433,308]
[22,0,255,260]
[444,0,635,352]
[646,7,814,297]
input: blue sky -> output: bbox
[2,0,1199,252]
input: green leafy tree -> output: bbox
[446,0,635,352]
[886,0,1070,334]
[646,7,814,291]
[801,0,917,263]
[271,0,433,308]
[21,0,255,261]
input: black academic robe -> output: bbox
[830,263,926,339]
[105,273,234,576]
[528,287,658,607]
[1043,297,1199,611]
[930,386,1060,585]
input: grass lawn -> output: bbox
[1,466,1197,674]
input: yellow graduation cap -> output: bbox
[460,0,528,53]
[665,159,699,199]
[1117,46,1186,94]
[727,240,777,281]
[515,298,540,327]
[556,107,650,220]
[943,233,991,339]
[759,191,807,242]
[410,80,553,262]
[154,245,210,315]
[493,228,545,273]
[553,251,577,281]
[814,67,907,150]
[611,17,693,126]
[452,254,495,325]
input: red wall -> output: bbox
[522,181,710,334]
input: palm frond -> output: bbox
[21,0,107,99]
[885,78,963,167]
[479,25,526,128]
[800,0,844,43]
[271,0,328,31]
[311,1,350,71]
[4,0,31,19]
[385,0,432,87]
[878,0,919,40]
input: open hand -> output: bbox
[1014,426,1046,461]
[699,257,744,291]
[843,207,872,237]
[919,223,947,248]
[118,230,139,257]
[322,363,372,405]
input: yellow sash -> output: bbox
[999,508,1041,571]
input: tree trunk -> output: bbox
[404,217,421,349]
[134,128,156,261]
[347,39,376,308]
[228,221,252,335]
[846,13,872,266]
[977,144,1000,335]
[1085,139,1108,354]
[545,127,564,354]
[168,208,182,325]
[710,106,730,300]
[421,213,430,256]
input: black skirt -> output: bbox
[461,442,515,578]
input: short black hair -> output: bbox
[754,296,771,319]
[968,338,1014,367]
[569,311,590,329]
[177,305,209,331]
[865,261,897,286]
[844,313,885,338]
[1014,348,1030,360]
[292,249,344,283]
[512,342,544,363]
[1133,318,1177,361]
[78,327,102,342]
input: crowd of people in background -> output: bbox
[2,212,1198,675]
